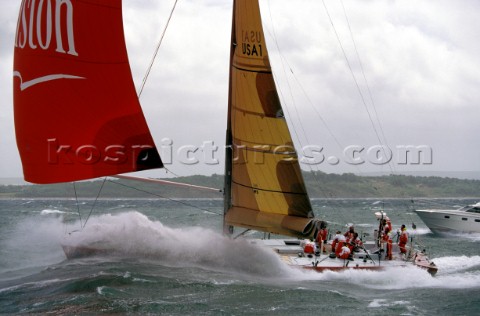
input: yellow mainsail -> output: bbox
[224,0,320,238]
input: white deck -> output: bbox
[250,238,437,274]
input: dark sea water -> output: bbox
[1,198,480,315]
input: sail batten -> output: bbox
[225,0,317,238]
[232,65,272,73]
[231,141,297,154]
[232,180,310,196]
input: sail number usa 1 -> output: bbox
[241,30,263,57]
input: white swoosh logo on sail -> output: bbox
[13,71,85,91]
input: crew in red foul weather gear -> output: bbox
[316,222,328,253]
[303,241,316,254]
[331,231,343,254]
[382,227,393,260]
[338,244,351,260]
[383,217,392,234]
[351,232,363,251]
[398,224,408,255]
[334,234,347,257]
[344,226,355,243]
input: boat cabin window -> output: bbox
[475,219,480,223]
[444,215,450,219]
[284,240,301,245]
[466,206,480,213]
[462,218,468,221]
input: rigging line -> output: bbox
[274,60,345,206]
[275,64,309,150]
[268,1,328,209]
[82,177,107,229]
[106,179,222,216]
[340,0,395,173]
[267,27,373,189]
[264,3,345,218]
[339,2,415,211]
[265,2,350,205]
[273,52,349,170]
[72,182,83,230]
[321,0,394,176]
[264,3,379,230]
[264,3,324,200]
[289,66,344,153]
[264,1,306,157]
[138,0,179,98]
[264,12,331,200]
[232,180,309,196]
[268,41,369,206]
[163,165,181,178]
[265,2,338,158]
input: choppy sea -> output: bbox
[1,197,480,315]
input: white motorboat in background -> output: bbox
[415,203,480,234]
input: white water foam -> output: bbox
[287,256,480,290]
[96,286,107,295]
[368,299,410,308]
[410,227,431,235]
[438,231,480,241]
[62,211,292,278]
[40,209,68,215]
[1,216,67,274]
[431,255,480,273]
[6,211,480,289]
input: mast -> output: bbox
[223,0,237,236]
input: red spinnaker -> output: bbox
[13,0,163,184]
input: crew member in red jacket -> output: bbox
[338,244,351,260]
[382,227,393,260]
[398,224,408,255]
[316,222,328,253]
[344,225,355,243]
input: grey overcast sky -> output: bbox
[2,0,480,182]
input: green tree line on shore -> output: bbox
[1,172,479,199]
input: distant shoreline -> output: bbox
[0,196,478,201]
[1,172,480,199]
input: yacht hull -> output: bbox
[256,239,438,276]
[61,236,438,276]
[415,209,480,234]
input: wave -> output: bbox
[4,210,480,290]
[368,299,411,308]
[410,227,431,235]
[61,211,292,278]
[436,231,480,241]
[431,255,480,272]
[286,255,480,290]
[40,209,68,215]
